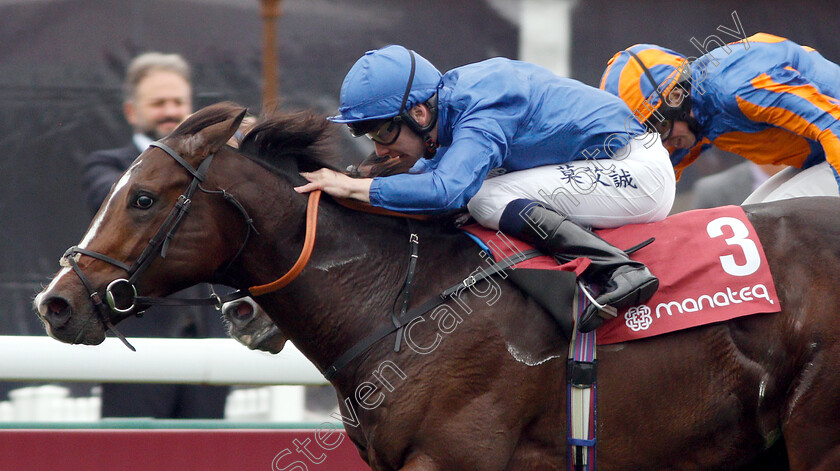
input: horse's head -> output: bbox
[35,102,252,345]
[222,297,287,354]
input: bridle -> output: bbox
[59,136,514,382]
[57,138,535,381]
[55,137,537,384]
[61,140,318,350]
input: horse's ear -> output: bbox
[183,107,248,156]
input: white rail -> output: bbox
[0,385,101,421]
[0,336,335,422]
[0,336,328,386]
[0,384,315,422]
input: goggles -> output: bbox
[649,118,675,141]
[349,118,402,145]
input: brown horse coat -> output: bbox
[35,103,840,470]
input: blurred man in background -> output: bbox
[83,52,230,418]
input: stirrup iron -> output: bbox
[577,280,617,320]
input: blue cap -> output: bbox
[328,45,442,123]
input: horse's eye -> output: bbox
[134,195,155,209]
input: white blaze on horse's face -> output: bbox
[79,160,142,250]
[34,160,143,323]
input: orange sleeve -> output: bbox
[736,71,840,175]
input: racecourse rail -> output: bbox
[0,336,375,470]
[0,335,328,385]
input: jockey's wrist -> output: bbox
[348,177,373,202]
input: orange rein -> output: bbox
[247,191,432,297]
[248,190,322,296]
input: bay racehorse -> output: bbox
[35,102,840,470]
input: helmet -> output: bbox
[599,44,695,134]
[328,45,442,124]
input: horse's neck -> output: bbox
[246,196,475,376]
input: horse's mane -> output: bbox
[238,109,342,180]
[174,102,462,231]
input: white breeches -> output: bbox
[467,133,676,230]
[742,161,838,204]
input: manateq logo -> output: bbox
[624,283,774,332]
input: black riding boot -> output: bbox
[500,200,659,332]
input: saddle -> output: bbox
[462,225,584,340]
[507,268,578,339]
[462,204,781,345]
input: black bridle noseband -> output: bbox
[61,141,255,350]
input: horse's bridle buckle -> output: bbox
[463,275,477,288]
[105,278,138,314]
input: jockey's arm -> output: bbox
[296,169,373,202]
[735,70,840,179]
[365,124,504,213]
[298,117,510,212]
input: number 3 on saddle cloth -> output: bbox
[462,205,781,344]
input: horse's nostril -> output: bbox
[236,303,254,318]
[48,298,67,314]
[224,301,255,323]
[43,296,72,327]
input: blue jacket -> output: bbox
[368,58,647,212]
[673,33,840,189]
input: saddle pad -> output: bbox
[462,205,780,345]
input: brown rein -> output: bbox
[248,191,434,297]
[249,190,322,296]
[334,197,433,221]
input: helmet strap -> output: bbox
[397,50,416,116]
[398,48,440,158]
[423,134,439,157]
[626,49,696,137]
[402,94,439,158]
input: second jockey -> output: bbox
[600,33,840,203]
[296,45,676,332]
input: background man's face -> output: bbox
[124,70,192,139]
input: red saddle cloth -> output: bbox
[462,205,781,345]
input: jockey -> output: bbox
[600,33,840,203]
[296,45,676,332]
